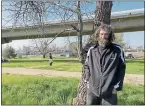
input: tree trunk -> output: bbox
[74,1,113,105]
[94,1,113,27]
[43,54,46,58]
[77,1,83,61]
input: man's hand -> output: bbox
[84,80,89,88]
[84,79,89,83]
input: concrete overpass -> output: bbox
[2,9,144,44]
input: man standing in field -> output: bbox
[84,24,126,105]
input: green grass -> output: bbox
[2,57,82,72]
[2,74,79,105]
[2,74,144,105]
[2,56,144,74]
[118,83,144,105]
[125,59,144,74]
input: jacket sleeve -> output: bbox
[84,48,91,82]
[114,50,126,91]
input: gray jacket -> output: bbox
[84,43,126,97]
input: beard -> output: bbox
[98,38,111,48]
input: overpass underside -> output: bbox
[2,13,144,44]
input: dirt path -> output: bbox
[2,67,144,85]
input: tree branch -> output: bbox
[47,28,75,46]
[47,1,77,13]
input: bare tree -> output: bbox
[2,1,94,57]
[31,38,53,58]
[74,1,113,105]
[2,1,81,58]
[22,45,31,55]
[76,1,83,60]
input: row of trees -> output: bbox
[3,37,143,59]
[2,39,57,59]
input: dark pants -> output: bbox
[86,90,117,105]
[50,62,53,66]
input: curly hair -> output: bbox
[95,24,115,42]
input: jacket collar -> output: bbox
[93,43,113,52]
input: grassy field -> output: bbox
[2,56,144,74]
[125,59,144,74]
[2,74,144,105]
[2,56,82,72]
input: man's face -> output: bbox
[99,29,110,40]
[98,29,110,47]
